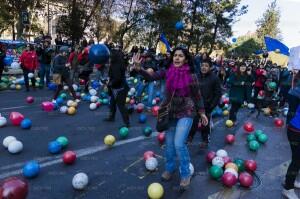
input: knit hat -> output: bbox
[59,46,69,53]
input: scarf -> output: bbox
[166,63,192,97]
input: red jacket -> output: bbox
[254,69,266,88]
[19,50,38,70]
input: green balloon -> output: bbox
[268,82,277,90]
[209,165,223,179]
[143,127,152,137]
[247,134,256,142]
[258,133,268,144]
[119,127,129,139]
[234,159,245,172]
[133,79,138,84]
[60,93,67,99]
[255,130,264,138]
[56,136,69,148]
[102,98,109,105]
[1,77,9,83]
[143,95,148,101]
[249,140,260,151]
[0,82,8,90]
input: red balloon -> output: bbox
[223,156,232,166]
[274,118,284,127]
[206,151,216,163]
[151,106,160,117]
[9,112,25,126]
[136,106,143,113]
[245,160,257,172]
[41,102,54,112]
[243,122,254,133]
[0,177,28,199]
[239,172,253,188]
[258,90,265,97]
[63,151,76,165]
[225,134,235,144]
[157,132,165,144]
[143,151,155,161]
[96,102,101,107]
[222,172,237,187]
[26,96,34,104]
[79,79,85,85]
[223,98,229,104]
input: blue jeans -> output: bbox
[165,117,193,179]
[146,81,155,107]
[160,80,165,101]
[39,63,51,86]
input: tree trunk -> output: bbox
[209,15,220,54]
[188,0,198,51]
[120,0,134,50]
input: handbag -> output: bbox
[52,73,62,84]
[156,91,175,132]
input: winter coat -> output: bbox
[228,73,253,104]
[19,50,38,70]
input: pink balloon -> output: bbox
[41,102,54,112]
[9,112,25,126]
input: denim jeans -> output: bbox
[146,81,155,107]
[160,80,165,101]
[39,63,51,86]
[165,117,193,179]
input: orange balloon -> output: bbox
[225,163,238,172]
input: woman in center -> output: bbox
[133,47,208,189]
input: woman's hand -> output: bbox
[199,113,208,126]
[132,53,143,71]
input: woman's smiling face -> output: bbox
[173,50,187,67]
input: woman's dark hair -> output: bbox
[29,44,35,51]
[236,61,247,76]
[110,48,126,69]
[167,47,194,73]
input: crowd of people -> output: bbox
[2,34,300,197]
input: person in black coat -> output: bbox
[103,47,130,128]
[0,44,6,82]
[188,58,222,147]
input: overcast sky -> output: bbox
[232,0,300,48]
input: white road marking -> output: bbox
[0,132,158,179]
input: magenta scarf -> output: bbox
[166,63,192,96]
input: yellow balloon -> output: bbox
[126,97,130,103]
[264,108,271,115]
[104,135,116,146]
[70,102,78,108]
[16,85,21,90]
[225,163,238,172]
[148,183,164,199]
[223,110,229,116]
[225,120,233,128]
[67,107,76,115]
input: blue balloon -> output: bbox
[91,80,100,89]
[48,141,62,154]
[3,56,13,66]
[175,21,184,30]
[48,83,57,91]
[100,92,107,98]
[89,44,110,65]
[56,97,64,106]
[53,103,59,110]
[156,91,161,98]
[139,114,147,123]
[20,118,32,129]
[23,161,40,178]
[232,38,237,43]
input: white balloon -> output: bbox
[216,149,228,158]
[11,62,20,69]
[247,103,255,109]
[28,73,34,78]
[152,99,156,105]
[212,156,224,167]
[0,116,7,127]
[145,157,158,171]
[90,96,99,103]
[63,85,69,90]
[224,168,238,178]
[72,84,78,91]
[8,140,23,154]
[60,106,68,114]
[129,88,136,94]
[72,172,89,190]
[89,103,97,110]
[67,100,74,107]
[3,136,17,148]
[89,89,97,96]
[10,84,16,90]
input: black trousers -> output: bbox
[23,69,36,90]
[109,87,129,126]
[79,70,92,92]
[0,66,3,82]
[229,102,242,122]
[285,128,300,190]
[188,112,211,143]
[53,75,77,100]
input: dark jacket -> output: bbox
[228,73,253,104]
[52,55,69,78]
[287,86,300,131]
[37,47,53,65]
[108,49,128,90]
[198,71,222,113]
[0,49,6,68]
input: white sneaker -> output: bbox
[282,188,299,199]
